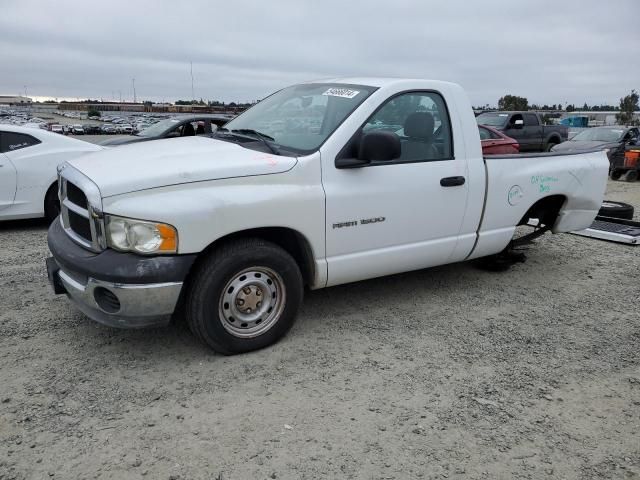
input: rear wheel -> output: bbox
[186,238,303,355]
[610,169,623,181]
[44,183,60,223]
[545,140,559,152]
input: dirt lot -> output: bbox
[1,181,639,480]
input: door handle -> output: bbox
[440,176,466,187]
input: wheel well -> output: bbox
[546,135,560,145]
[197,227,316,286]
[518,195,567,227]
[44,181,58,210]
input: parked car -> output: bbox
[476,111,568,152]
[478,125,519,154]
[101,125,116,134]
[46,78,608,354]
[71,124,85,135]
[116,124,134,134]
[50,124,64,134]
[551,126,640,170]
[99,115,231,146]
[82,124,101,135]
[0,125,102,222]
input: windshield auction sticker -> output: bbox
[322,88,360,99]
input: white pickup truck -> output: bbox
[46,78,609,354]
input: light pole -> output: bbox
[190,61,195,103]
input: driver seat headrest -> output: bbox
[404,112,434,140]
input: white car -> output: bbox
[0,125,102,222]
[46,78,609,354]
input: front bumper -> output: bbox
[47,217,197,328]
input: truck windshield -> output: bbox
[220,83,377,154]
[476,113,510,127]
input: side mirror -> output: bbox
[512,119,524,129]
[335,131,401,168]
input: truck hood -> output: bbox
[67,136,297,197]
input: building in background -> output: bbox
[0,95,32,105]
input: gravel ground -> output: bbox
[1,181,639,480]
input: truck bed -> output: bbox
[468,149,610,259]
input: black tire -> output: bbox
[610,169,623,181]
[545,141,559,152]
[623,170,638,182]
[185,238,303,355]
[598,200,634,220]
[44,183,60,223]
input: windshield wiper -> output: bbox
[217,128,280,155]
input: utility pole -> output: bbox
[190,61,195,103]
[132,78,136,103]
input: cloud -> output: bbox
[1,0,638,106]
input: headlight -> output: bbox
[105,215,178,254]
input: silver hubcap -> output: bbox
[219,267,286,338]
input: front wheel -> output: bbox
[186,238,303,355]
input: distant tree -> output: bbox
[87,108,101,117]
[616,90,639,125]
[498,94,528,111]
[566,104,575,113]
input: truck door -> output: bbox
[522,113,543,151]
[0,133,18,212]
[321,90,471,286]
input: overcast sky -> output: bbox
[1,0,638,106]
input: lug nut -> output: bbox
[237,299,245,306]
[243,287,251,294]
[256,290,262,296]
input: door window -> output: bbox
[478,126,501,140]
[523,113,539,126]
[0,132,41,153]
[362,91,453,162]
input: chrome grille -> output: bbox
[58,164,106,252]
